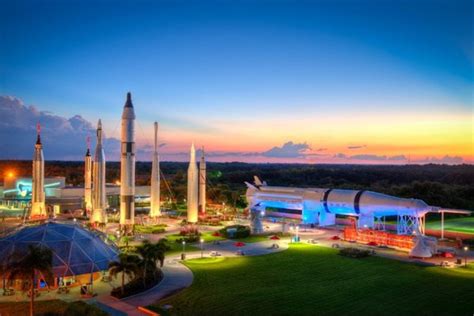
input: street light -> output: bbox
[182,240,186,260]
[295,226,299,242]
[200,238,204,258]
[289,226,294,243]
[464,246,469,267]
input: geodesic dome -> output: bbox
[0,222,119,276]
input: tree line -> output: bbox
[1,161,473,210]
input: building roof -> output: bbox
[0,222,119,276]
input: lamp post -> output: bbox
[182,240,186,260]
[295,225,299,242]
[289,226,294,243]
[200,238,204,258]
[464,246,469,267]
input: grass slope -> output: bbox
[154,244,474,316]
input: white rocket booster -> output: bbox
[84,137,93,213]
[199,147,206,214]
[120,92,136,226]
[187,143,199,223]
[149,122,161,218]
[31,123,46,218]
[91,120,107,224]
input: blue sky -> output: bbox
[0,0,472,163]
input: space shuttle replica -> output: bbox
[149,122,161,218]
[30,124,46,218]
[198,147,206,213]
[187,144,199,223]
[246,176,436,236]
[91,120,107,224]
[120,92,136,227]
[84,137,93,213]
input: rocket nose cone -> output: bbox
[124,92,133,108]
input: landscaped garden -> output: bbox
[151,243,474,315]
[134,224,167,234]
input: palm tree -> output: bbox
[135,240,153,287]
[135,239,167,286]
[5,244,54,316]
[154,239,168,268]
[108,253,141,295]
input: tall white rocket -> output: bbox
[120,92,136,226]
[149,122,161,218]
[198,147,206,214]
[187,143,198,223]
[84,137,93,213]
[91,120,107,224]
[31,123,46,218]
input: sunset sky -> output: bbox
[0,0,472,163]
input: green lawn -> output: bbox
[234,232,291,243]
[165,241,199,254]
[200,231,226,242]
[426,216,474,234]
[152,244,474,316]
[234,235,275,243]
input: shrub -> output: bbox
[180,226,199,236]
[339,247,371,258]
[111,270,163,299]
[219,225,251,239]
[175,235,200,243]
[134,225,166,234]
[463,239,474,247]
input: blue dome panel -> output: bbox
[0,222,119,277]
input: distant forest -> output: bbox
[1,161,473,211]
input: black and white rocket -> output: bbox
[198,147,206,214]
[187,143,198,223]
[149,122,161,218]
[31,123,46,218]
[84,137,93,213]
[91,119,107,223]
[120,92,136,226]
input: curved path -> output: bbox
[122,239,289,307]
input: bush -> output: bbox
[219,225,251,239]
[463,239,474,247]
[175,235,200,243]
[111,270,163,299]
[134,225,167,234]
[339,247,371,258]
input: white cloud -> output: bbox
[262,141,310,158]
[0,95,120,160]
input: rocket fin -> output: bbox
[254,176,263,187]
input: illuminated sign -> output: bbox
[3,181,62,198]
